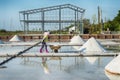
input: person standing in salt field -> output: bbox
[40,31,50,53]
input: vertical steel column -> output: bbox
[59,7,61,34]
[26,14,29,34]
[76,9,79,33]
[59,7,61,42]
[80,13,84,34]
[41,10,44,33]
[74,10,77,33]
[23,13,26,34]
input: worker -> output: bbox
[40,31,50,53]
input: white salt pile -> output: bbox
[105,55,120,74]
[69,35,85,50]
[105,70,120,80]
[78,37,106,64]
[9,35,23,42]
[79,37,106,52]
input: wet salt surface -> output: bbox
[0,46,119,80]
[0,57,111,80]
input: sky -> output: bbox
[0,0,120,31]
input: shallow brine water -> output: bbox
[0,45,119,80]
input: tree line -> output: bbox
[84,10,120,34]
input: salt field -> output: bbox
[1,0,120,79]
[0,35,120,80]
[0,56,113,80]
[0,41,120,80]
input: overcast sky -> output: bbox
[0,0,120,31]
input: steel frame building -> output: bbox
[19,4,85,34]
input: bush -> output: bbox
[0,29,7,32]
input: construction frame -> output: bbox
[19,4,85,34]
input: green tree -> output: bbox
[104,10,120,32]
[113,10,120,31]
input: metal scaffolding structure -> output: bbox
[19,4,85,34]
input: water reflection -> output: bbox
[2,56,111,80]
[49,57,62,60]
[105,70,120,80]
[21,57,104,73]
[79,52,103,65]
[85,57,98,64]
[20,58,41,67]
[41,57,50,74]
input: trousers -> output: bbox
[40,41,48,53]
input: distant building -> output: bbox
[19,4,85,34]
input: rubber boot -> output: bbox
[40,48,43,53]
[45,49,49,53]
